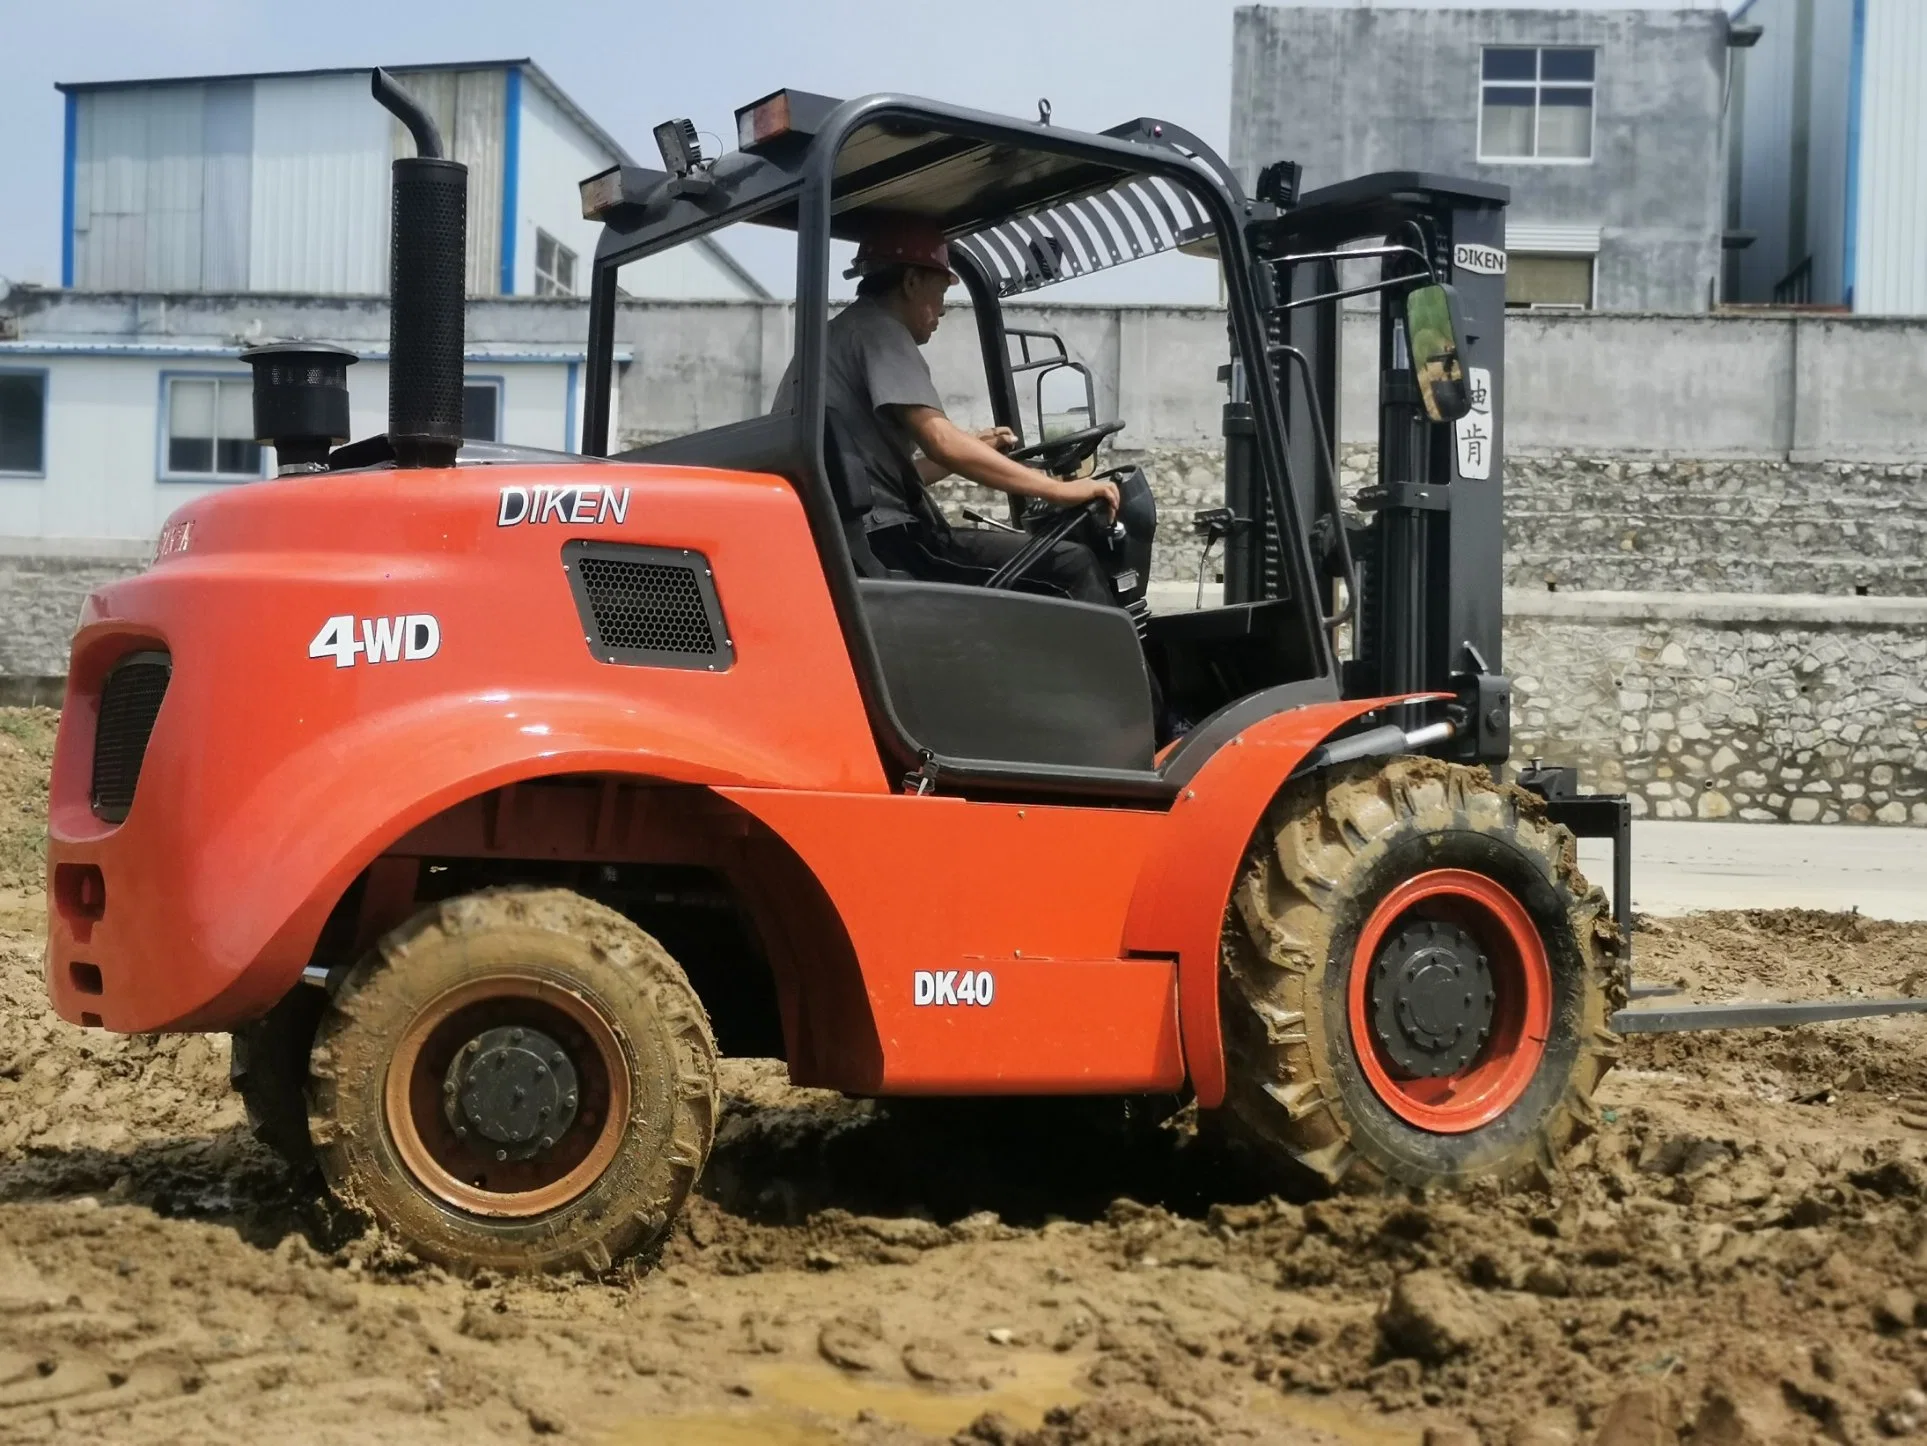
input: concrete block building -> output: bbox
[1231,5,1744,311]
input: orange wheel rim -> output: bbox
[1347,869,1552,1134]
[384,975,631,1218]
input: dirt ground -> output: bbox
[5,708,1927,1445]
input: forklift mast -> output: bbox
[1232,173,1512,766]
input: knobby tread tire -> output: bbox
[1219,756,1626,1193]
[307,886,718,1274]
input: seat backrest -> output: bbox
[860,579,1157,772]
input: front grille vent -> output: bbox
[92,651,172,823]
[563,541,734,671]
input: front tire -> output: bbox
[1219,756,1624,1192]
[308,887,717,1273]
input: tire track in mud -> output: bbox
[7,716,1927,1443]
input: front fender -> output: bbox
[1123,696,1437,1107]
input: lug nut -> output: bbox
[455,1125,468,1139]
[535,1064,547,1077]
[539,1135,554,1150]
[496,1149,508,1162]
[550,1051,565,1066]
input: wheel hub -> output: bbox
[1368,919,1495,1078]
[442,1025,579,1161]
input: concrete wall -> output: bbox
[1231,6,1730,312]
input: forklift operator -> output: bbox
[779,215,1120,605]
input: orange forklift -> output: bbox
[43,73,1925,1271]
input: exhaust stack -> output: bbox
[372,68,467,469]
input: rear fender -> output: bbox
[53,689,865,1032]
[1122,695,1441,1107]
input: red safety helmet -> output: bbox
[843,214,959,282]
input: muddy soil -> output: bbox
[5,710,1927,1445]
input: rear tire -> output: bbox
[308,887,717,1273]
[1219,756,1624,1192]
[229,986,327,1173]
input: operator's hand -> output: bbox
[1055,476,1120,519]
[977,425,1019,453]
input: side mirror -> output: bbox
[1037,361,1097,443]
[1404,282,1472,423]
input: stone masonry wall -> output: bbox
[0,555,144,679]
[1507,598,1927,825]
[949,443,1927,597]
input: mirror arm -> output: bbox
[1265,243,1435,281]
[1275,273,1429,313]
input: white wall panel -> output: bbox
[517,79,757,301]
[0,354,576,544]
[389,69,504,295]
[141,86,205,292]
[248,74,389,294]
[1854,0,1927,313]
[513,78,613,299]
[200,83,253,291]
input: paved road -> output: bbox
[1577,822,1927,921]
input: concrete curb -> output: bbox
[1146,582,1927,627]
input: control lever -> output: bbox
[961,507,1021,534]
[983,499,1107,591]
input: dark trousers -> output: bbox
[871,524,1114,607]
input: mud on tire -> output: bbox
[308,886,718,1273]
[1219,756,1625,1192]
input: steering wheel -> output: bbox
[1006,419,1126,478]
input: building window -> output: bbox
[163,376,261,479]
[0,371,48,477]
[1506,255,1595,310]
[534,231,577,297]
[463,381,502,442]
[1480,48,1595,161]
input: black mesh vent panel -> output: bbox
[91,651,171,824]
[564,542,734,671]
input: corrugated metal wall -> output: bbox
[248,74,390,293]
[389,69,506,296]
[66,67,513,297]
[73,86,207,290]
[1854,0,1927,313]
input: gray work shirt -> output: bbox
[773,297,945,533]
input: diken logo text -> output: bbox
[1452,243,1507,276]
[498,485,632,528]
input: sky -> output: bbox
[0,0,1732,303]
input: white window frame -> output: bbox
[0,367,49,480]
[463,377,505,443]
[534,230,578,297]
[158,372,265,484]
[1477,46,1597,166]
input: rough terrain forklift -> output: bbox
[43,74,1927,1272]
